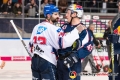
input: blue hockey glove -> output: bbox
[64,53,79,68]
[108,34,120,43]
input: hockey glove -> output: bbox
[108,34,120,43]
[64,53,79,68]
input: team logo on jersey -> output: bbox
[114,26,120,35]
[37,26,47,34]
[69,71,77,79]
[62,25,67,30]
[57,28,62,32]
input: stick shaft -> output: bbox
[10,20,32,58]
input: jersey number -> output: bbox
[33,36,46,44]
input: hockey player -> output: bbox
[108,0,120,80]
[108,26,120,80]
[28,4,85,80]
[57,4,94,80]
[108,20,120,80]
[0,60,5,69]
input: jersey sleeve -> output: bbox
[79,30,89,46]
[27,26,36,57]
[75,30,93,59]
[48,25,79,49]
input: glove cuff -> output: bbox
[70,53,79,63]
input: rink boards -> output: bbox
[0,39,109,61]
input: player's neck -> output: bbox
[46,19,54,24]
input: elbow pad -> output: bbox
[72,39,81,51]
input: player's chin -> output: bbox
[56,17,60,22]
[52,19,58,23]
[55,19,59,22]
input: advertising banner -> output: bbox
[0,39,109,62]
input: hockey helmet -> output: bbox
[67,4,83,18]
[44,4,59,17]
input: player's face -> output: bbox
[65,10,72,23]
[51,12,59,23]
[66,10,77,23]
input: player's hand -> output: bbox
[0,60,5,69]
[64,53,78,68]
[97,44,101,48]
[76,24,86,33]
[30,6,32,8]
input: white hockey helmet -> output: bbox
[67,4,84,18]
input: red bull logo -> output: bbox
[74,4,82,10]
[114,26,120,35]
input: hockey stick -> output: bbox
[10,20,32,58]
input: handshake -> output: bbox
[108,34,120,43]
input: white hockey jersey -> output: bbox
[28,22,79,66]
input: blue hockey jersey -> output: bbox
[113,18,120,54]
[58,23,94,59]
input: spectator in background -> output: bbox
[0,0,3,6]
[25,0,38,16]
[3,0,8,4]
[75,1,80,5]
[107,0,116,13]
[0,0,3,12]
[103,20,112,61]
[40,0,49,15]
[18,0,22,4]
[12,0,18,5]
[1,0,13,14]
[49,0,56,5]
[13,2,22,15]
[24,0,30,6]
[118,1,120,12]
[58,0,68,13]
[89,24,101,47]
[34,0,39,6]
[25,0,38,12]
[100,0,108,13]
[82,24,101,73]
[88,0,99,12]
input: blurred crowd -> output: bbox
[0,0,118,18]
